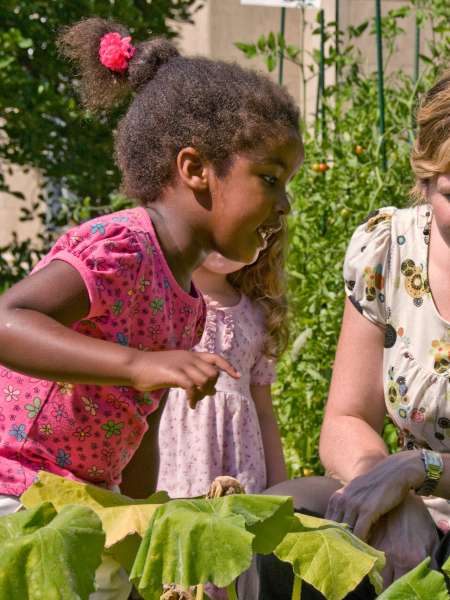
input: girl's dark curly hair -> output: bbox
[58,18,300,204]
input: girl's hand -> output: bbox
[368,493,439,589]
[130,350,240,408]
[325,450,424,540]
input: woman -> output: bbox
[240,70,450,599]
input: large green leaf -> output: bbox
[274,513,385,600]
[0,502,105,600]
[21,470,167,572]
[378,558,449,600]
[131,495,293,600]
[213,494,295,554]
[21,471,167,544]
[21,470,169,511]
[442,555,450,579]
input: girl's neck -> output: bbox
[145,201,209,293]
[193,267,241,307]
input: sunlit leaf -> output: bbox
[0,502,104,600]
[274,513,385,600]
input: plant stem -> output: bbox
[196,584,204,600]
[292,575,302,600]
[227,583,238,600]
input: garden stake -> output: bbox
[414,11,420,84]
[226,583,238,600]
[278,6,286,85]
[374,0,387,171]
[292,575,302,600]
[196,584,204,600]
[315,8,326,147]
[335,0,340,86]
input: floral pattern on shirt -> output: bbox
[344,204,450,530]
[0,207,205,495]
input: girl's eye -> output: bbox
[261,175,278,186]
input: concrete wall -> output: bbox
[175,0,421,120]
[0,165,43,248]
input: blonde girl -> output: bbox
[157,224,289,497]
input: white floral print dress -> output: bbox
[344,204,450,531]
[157,293,275,498]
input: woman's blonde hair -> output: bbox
[227,219,288,359]
[411,70,450,201]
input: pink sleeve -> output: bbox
[250,350,276,386]
[39,217,145,319]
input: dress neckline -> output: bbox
[203,292,246,311]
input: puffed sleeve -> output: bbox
[37,213,145,319]
[343,207,395,327]
[250,349,276,386]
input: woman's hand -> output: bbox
[130,349,240,408]
[368,493,439,588]
[325,450,425,540]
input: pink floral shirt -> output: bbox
[0,207,205,495]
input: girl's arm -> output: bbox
[0,260,238,404]
[0,260,135,385]
[251,383,287,488]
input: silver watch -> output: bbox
[415,449,443,496]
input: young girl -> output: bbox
[157,226,288,498]
[0,16,302,599]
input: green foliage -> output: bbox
[0,502,105,600]
[378,558,449,600]
[0,0,201,285]
[8,475,450,600]
[274,513,385,600]
[130,495,294,597]
[237,1,450,476]
[21,471,169,573]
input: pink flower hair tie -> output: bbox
[99,32,135,73]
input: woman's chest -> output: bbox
[383,303,450,448]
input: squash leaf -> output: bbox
[0,502,104,600]
[274,513,385,600]
[21,470,167,571]
[378,558,449,600]
[131,495,293,600]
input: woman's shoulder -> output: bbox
[343,206,397,326]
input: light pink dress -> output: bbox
[157,293,276,498]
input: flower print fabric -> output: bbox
[157,293,275,498]
[344,204,450,531]
[0,207,205,496]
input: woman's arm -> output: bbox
[319,297,388,482]
[252,384,288,488]
[320,298,450,539]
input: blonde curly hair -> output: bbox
[411,70,450,202]
[227,219,288,360]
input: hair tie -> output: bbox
[99,32,135,73]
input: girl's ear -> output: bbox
[176,147,209,191]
